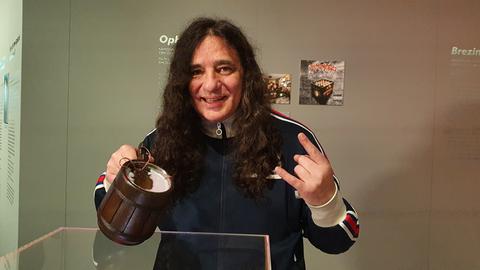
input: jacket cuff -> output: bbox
[94,173,109,192]
[306,183,347,227]
[103,177,111,191]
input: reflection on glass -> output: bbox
[0,227,271,270]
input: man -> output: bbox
[95,17,359,269]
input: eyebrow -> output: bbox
[214,60,236,66]
[190,59,237,69]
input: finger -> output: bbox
[106,172,117,182]
[293,164,311,181]
[298,133,325,164]
[118,156,131,167]
[119,145,138,159]
[293,154,318,174]
[106,162,120,182]
[275,166,303,190]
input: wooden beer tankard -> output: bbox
[97,147,172,245]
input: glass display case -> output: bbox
[0,227,271,270]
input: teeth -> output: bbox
[203,97,224,102]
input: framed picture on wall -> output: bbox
[299,60,345,106]
[263,73,291,104]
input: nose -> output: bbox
[202,70,221,92]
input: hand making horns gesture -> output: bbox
[275,133,336,206]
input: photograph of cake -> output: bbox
[300,60,345,105]
[263,73,291,104]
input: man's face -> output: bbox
[189,35,243,123]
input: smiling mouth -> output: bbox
[201,96,227,103]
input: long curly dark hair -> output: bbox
[153,17,282,200]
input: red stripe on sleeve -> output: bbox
[271,109,291,120]
[96,174,106,185]
[345,214,360,238]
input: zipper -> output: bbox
[218,122,227,231]
[218,123,227,269]
[216,122,223,137]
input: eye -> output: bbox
[191,68,203,77]
[217,65,235,75]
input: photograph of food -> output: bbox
[263,73,291,104]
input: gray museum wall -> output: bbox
[2,0,479,269]
[18,0,70,246]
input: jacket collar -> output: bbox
[201,115,235,139]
